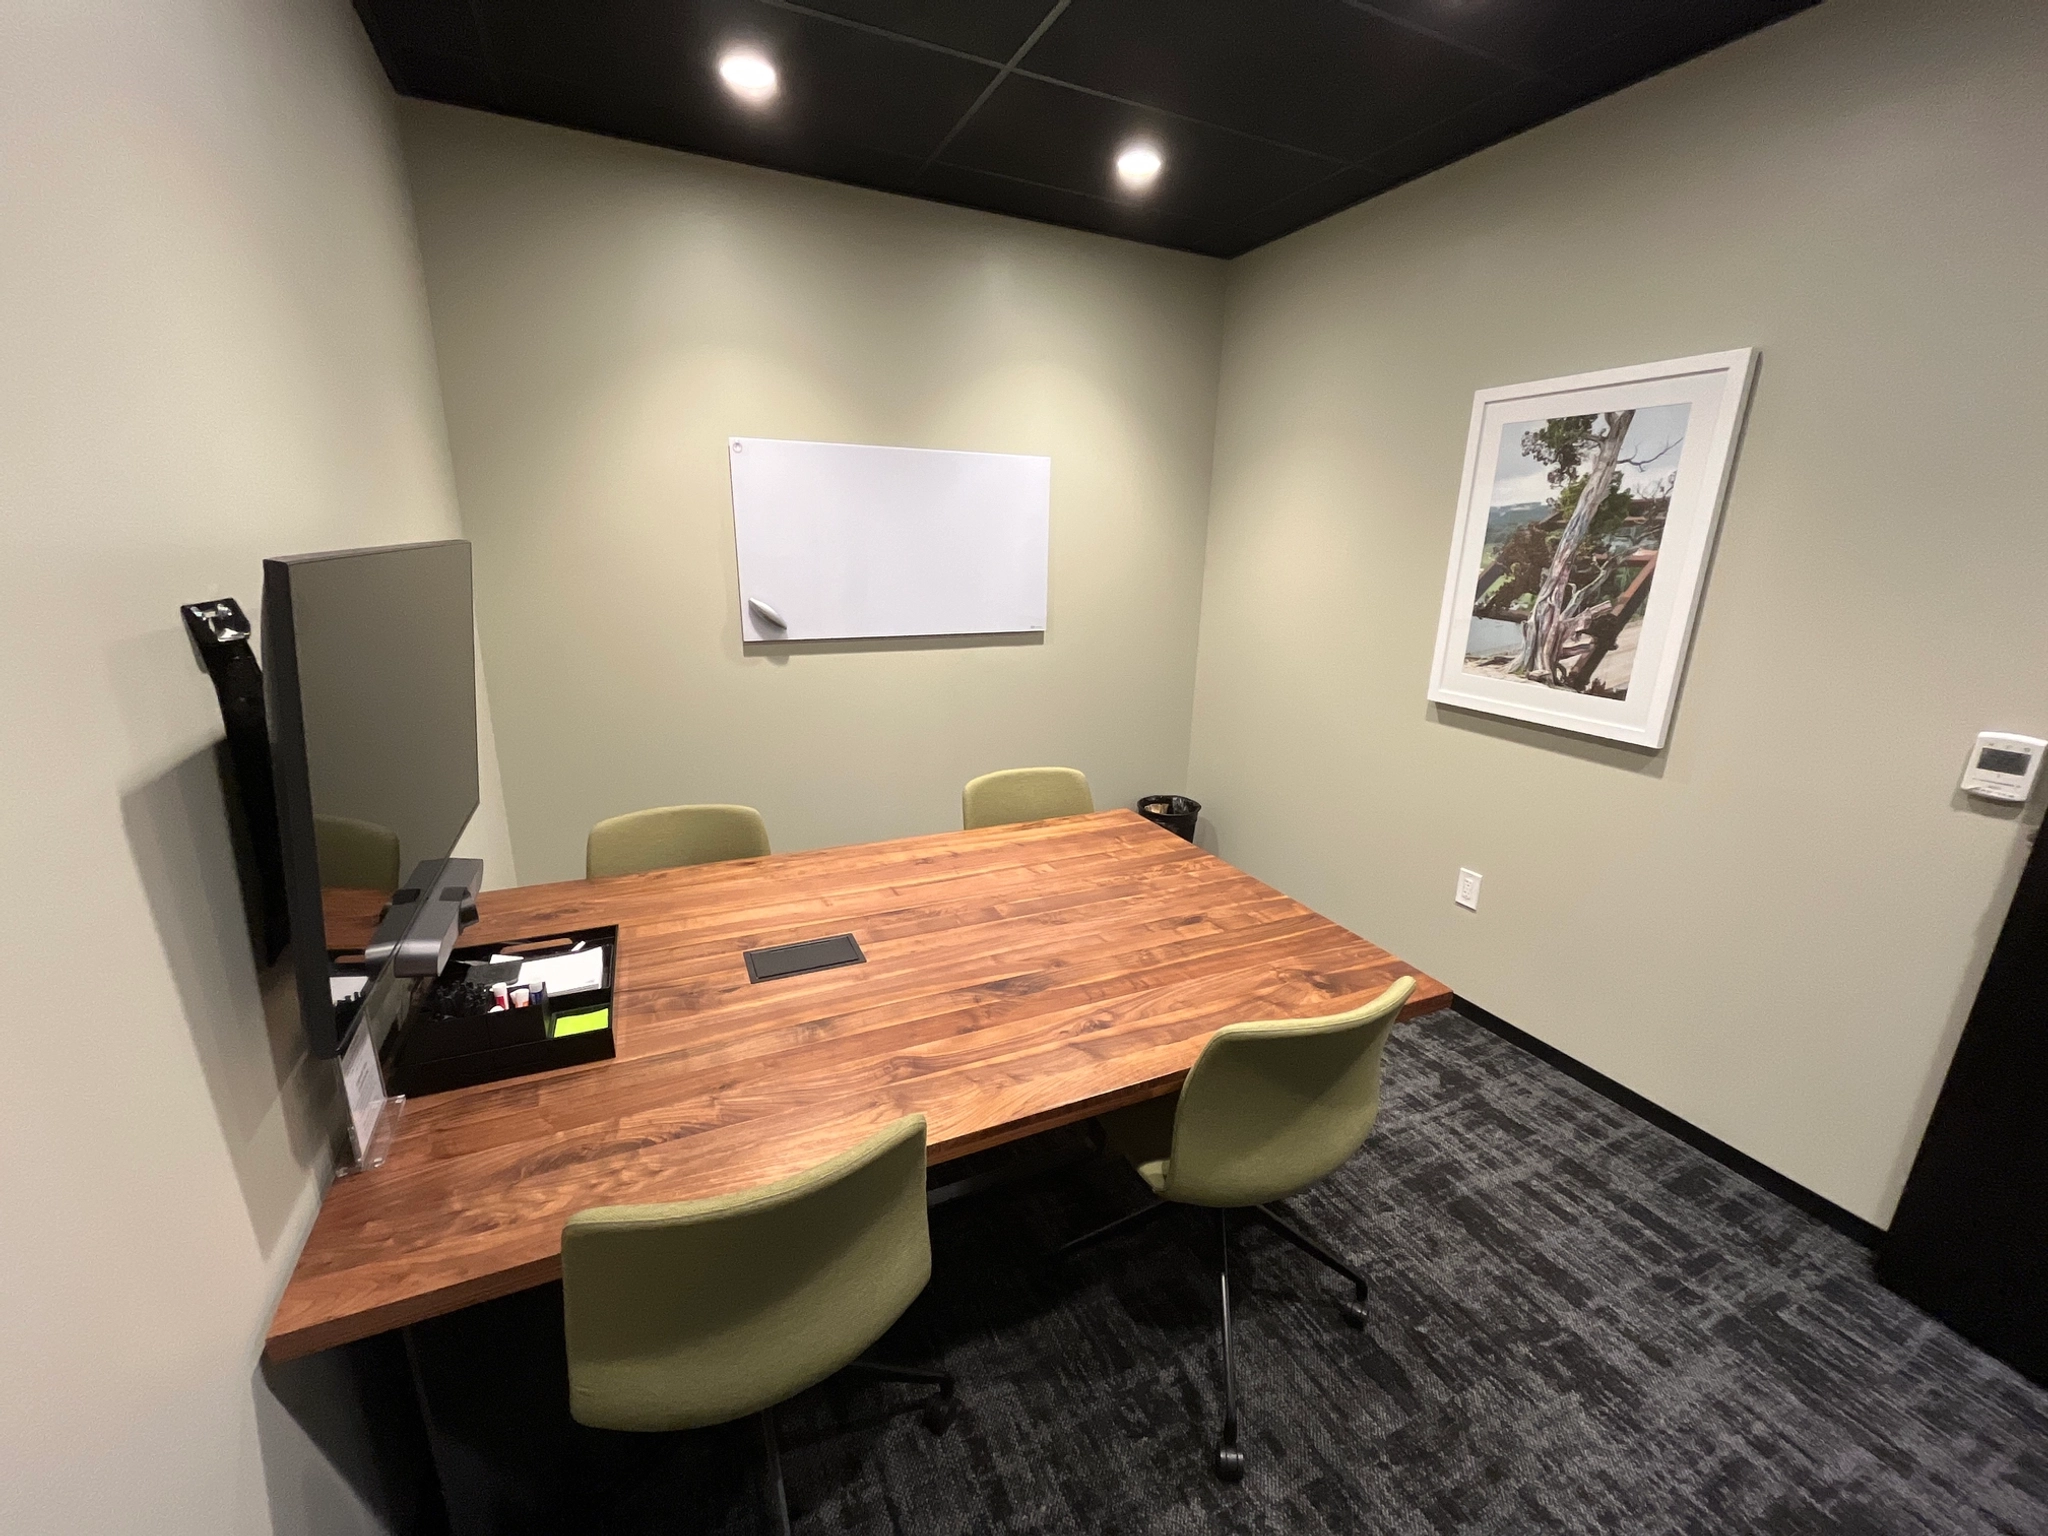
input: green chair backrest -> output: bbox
[313,814,400,890]
[961,767,1093,830]
[1162,976,1416,1208]
[586,804,771,878]
[561,1115,930,1432]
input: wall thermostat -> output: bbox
[1959,732,2046,803]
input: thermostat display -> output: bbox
[1959,732,2046,803]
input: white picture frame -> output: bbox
[1425,349,1757,750]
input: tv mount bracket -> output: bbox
[367,857,483,978]
[181,598,289,964]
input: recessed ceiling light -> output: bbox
[718,49,778,105]
[1115,142,1163,190]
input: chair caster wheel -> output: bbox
[1340,1300,1368,1330]
[922,1394,958,1435]
[1213,1442,1245,1482]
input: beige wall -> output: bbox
[1186,0,2048,1226]
[0,0,508,1530]
[400,103,1225,883]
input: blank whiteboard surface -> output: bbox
[730,437,1050,641]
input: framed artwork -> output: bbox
[1426,349,1757,749]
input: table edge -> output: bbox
[262,981,1447,1362]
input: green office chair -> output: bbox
[561,1114,954,1532]
[586,803,771,878]
[313,813,401,890]
[961,767,1094,830]
[1059,975,1417,1482]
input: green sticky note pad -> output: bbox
[552,1008,609,1038]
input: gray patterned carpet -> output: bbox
[507,1009,2048,1533]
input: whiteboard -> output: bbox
[729,437,1050,641]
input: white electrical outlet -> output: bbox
[1455,868,1482,910]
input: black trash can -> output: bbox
[1137,794,1201,842]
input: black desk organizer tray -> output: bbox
[386,924,619,1097]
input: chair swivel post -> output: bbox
[1214,1208,1245,1483]
[759,1408,792,1536]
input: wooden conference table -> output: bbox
[265,809,1446,1362]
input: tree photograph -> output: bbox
[1461,402,1690,699]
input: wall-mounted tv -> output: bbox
[263,540,479,1058]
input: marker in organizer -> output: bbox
[491,982,509,1011]
[510,984,531,1009]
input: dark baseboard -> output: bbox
[1450,996,1886,1250]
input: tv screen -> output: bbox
[264,540,478,1058]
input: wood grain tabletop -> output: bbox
[265,810,1445,1360]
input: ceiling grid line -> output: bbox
[757,0,1009,68]
[919,2,1073,174]
[1336,0,1541,76]
[1000,66,1350,164]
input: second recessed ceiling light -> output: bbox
[719,49,778,105]
[1115,142,1163,191]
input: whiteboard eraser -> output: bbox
[747,597,787,630]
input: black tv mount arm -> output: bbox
[181,598,290,965]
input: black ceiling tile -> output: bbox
[1209,162,1403,258]
[494,65,934,193]
[385,46,504,110]
[473,0,994,162]
[1361,73,1582,187]
[1017,0,1523,163]
[1551,0,1822,102]
[354,0,488,61]
[1349,0,1684,77]
[784,0,1058,61]
[939,73,1335,237]
[763,136,932,196]
[1354,0,1817,81]
[916,160,1222,254]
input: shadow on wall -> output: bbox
[126,742,452,1530]
[119,741,336,1259]
[740,630,1046,667]
[1423,699,1671,780]
[257,1337,448,1536]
